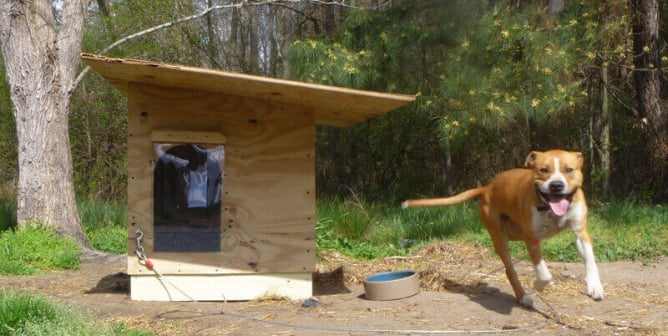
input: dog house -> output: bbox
[81,54,415,301]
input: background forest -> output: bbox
[0,0,667,205]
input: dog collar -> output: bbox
[536,204,550,212]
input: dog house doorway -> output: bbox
[153,143,225,252]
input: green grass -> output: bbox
[0,200,147,335]
[589,202,668,263]
[0,226,81,275]
[316,197,484,259]
[462,202,668,263]
[0,197,128,255]
[79,199,128,255]
[0,288,150,336]
[1,197,667,268]
[317,197,668,262]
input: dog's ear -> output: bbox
[524,151,539,168]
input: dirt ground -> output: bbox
[1,241,666,335]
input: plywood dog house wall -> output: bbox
[82,54,415,301]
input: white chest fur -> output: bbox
[532,201,586,239]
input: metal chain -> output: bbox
[135,227,148,262]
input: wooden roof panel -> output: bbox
[81,54,415,127]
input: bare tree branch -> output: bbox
[71,0,390,93]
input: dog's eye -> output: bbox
[539,167,549,174]
[565,167,574,173]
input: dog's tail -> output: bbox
[401,187,486,209]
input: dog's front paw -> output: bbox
[533,260,553,292]
[533,278,553,292]
[585,272,604,300]
[519,294,534,308]
[587,282,604,301]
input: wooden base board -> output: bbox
[130,273,312,301]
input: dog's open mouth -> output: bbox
[538,192,573,216]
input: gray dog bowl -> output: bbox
[363,270,420,300]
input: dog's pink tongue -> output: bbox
[548,197,570,216]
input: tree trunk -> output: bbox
[599,63,611,197]
[441,139,453,196]
[248,14,259,74]
[630,0,668,162]
[205,0,217,68]
[0,0,91,248]
[231,6,244,71]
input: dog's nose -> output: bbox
[549,181,565,193]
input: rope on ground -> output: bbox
[532,293,582,332]
[215,307,550,335]
[135,228,551,334]
[146,264,551,334]
[150,272,551,334]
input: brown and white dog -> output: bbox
[402,150,604,307]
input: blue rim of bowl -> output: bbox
[364,270,416,283]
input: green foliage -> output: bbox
[83,0,201,63]
[0,0,663,217]
[78,199,127,232]
[0,288,151,336]
[288,39,374,89]
[79,199,127,254]
[0,196,16,232]
[289,6,455,199]
[68,82,128,201]
[0,226,80,275]
[437,2,608,143]
[73,0,208,201]
[286,1,666,202]
[289,9,426,91]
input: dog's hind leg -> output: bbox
[491,230,532,307]
[479,206,532,307]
